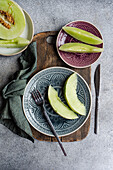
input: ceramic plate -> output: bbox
[56,21,103,68]
[23,67,92,137]
[0,10,34,56]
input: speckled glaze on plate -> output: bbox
[0,9,34,56]
[23,67,92,137]
[56,21,103,68]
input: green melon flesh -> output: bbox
[48,85,78,119]
[64,73,86,116]
[0,0,25,40]
[0,37,30,48]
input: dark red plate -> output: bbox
[56,21,103,68]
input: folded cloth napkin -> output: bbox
[0,42,37,142]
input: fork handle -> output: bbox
[42,104,67,156]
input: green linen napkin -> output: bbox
[0,42,37,142]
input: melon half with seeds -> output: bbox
[0,0,25,40]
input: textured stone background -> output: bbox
[0,0,113,170]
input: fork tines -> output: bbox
[32,89,42,102]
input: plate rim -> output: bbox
[56,20,103,68]
[0,9,34,56]
[23,66,92,137]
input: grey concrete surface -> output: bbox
[0,0,113,169]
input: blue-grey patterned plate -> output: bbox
[23,67,92,137]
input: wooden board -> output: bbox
[30,31,91,142]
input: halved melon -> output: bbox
[48,85,78,119]
[0,0,25,40]
[64,73,86,115]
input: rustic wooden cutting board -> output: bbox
[30,31,91,142]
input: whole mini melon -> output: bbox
[0,0,25,40]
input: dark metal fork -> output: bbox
[31,89,67,156]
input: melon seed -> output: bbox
[0,18,10,29]
[0,10,15,26]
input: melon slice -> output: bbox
[0,0,25,40]
[0,37,30,48]
[48,85,78,119]
[63,26,103,45]
[59,43,103,53]
[64,73,86,115]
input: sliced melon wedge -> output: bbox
[0,37,30,48]
[48,85,78,119]
[59,43,103,53]
[64,73,86,115]
[0,0,25,40]
[63,26,103,45]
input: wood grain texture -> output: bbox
[31,31,91,142]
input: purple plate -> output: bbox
[56,21,103,68]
